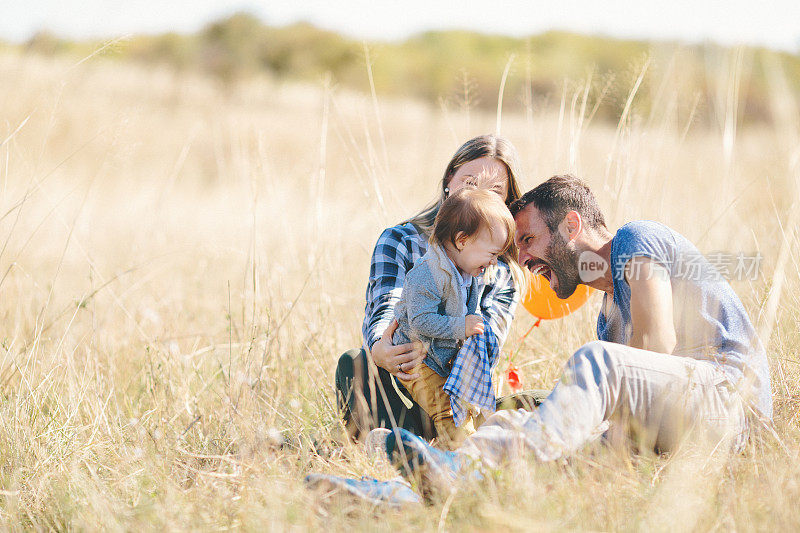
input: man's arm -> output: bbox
[624,256,677,353]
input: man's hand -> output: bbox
[625,256,677,353]
[465,314,485,337]
[369,319,426,381]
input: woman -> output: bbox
[335,134,543,441]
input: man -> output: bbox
[375,174,772,488]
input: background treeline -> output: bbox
[15,12,800,124]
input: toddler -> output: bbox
[393,186,516,450]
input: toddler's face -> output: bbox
[453,222,508,278]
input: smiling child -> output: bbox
[391,186,516,449]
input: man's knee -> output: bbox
[578,340,616,356]
[567,341,616,371]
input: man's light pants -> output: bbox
[460,341,748,466]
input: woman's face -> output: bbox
[447,157,510,201]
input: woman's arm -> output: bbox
[362,226,414,349]
[362,226,426,379]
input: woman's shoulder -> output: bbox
[373,222,427,253]
[377,221,423,241]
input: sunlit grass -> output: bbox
[0,48,797,529]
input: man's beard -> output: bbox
[546,231,582,299]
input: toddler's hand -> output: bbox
[465,314,484,337]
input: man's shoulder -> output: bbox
[610,221,682,278]
[613,220,679,253]
[615,220,673,241]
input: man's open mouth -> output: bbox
[528,261,552,281]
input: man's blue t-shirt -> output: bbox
[597,221,772,418]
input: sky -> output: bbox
[4,0,800,53]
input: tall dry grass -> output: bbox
[0,46,798,530]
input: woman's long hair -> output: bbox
[405,134,527,290]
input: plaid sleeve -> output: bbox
[362,225,419,351]
[479,259,520,347]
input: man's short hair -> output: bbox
[509,174,607,233]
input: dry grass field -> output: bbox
[0,47,799,530]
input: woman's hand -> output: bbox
[369,319,426,381]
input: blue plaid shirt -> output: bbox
[443,327,501,426]
[363,222,518,352]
